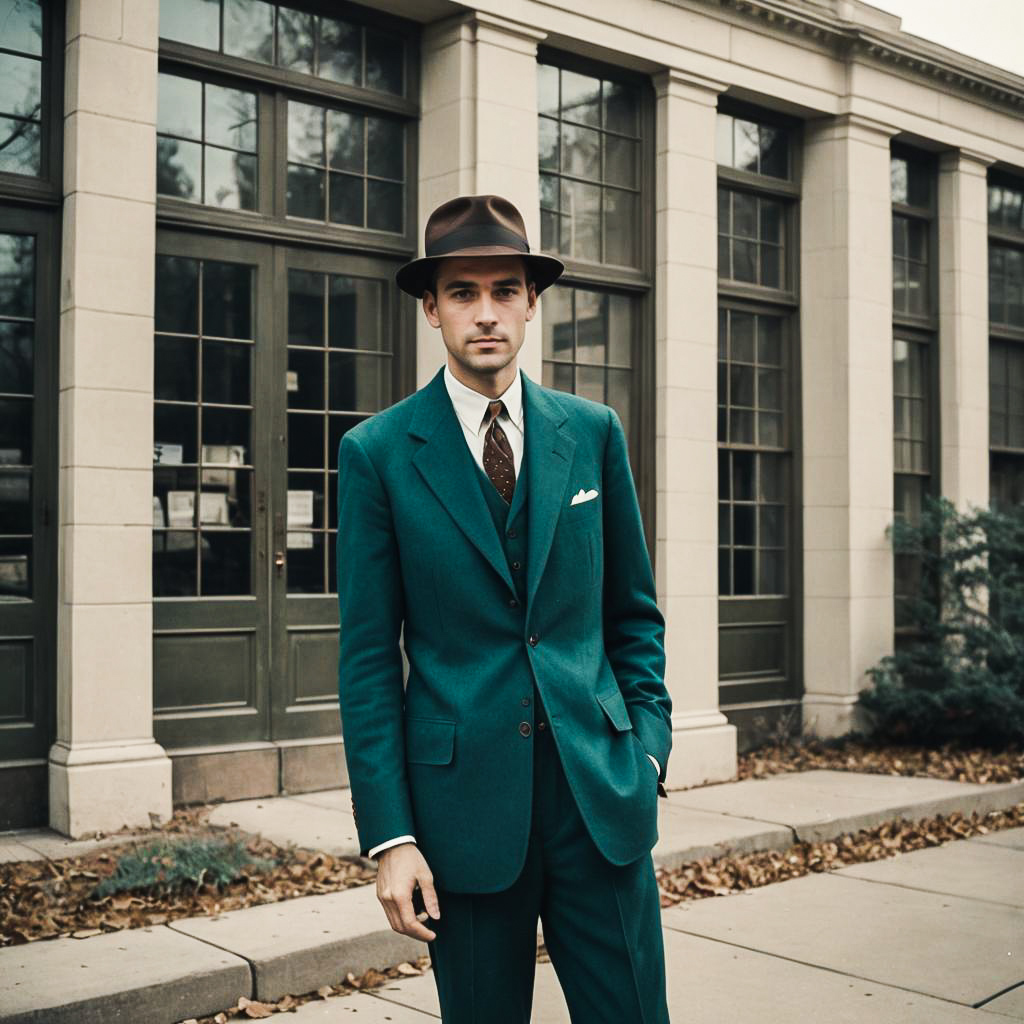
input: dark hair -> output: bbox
[425,257,535,299]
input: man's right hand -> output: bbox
[375,842,441,942]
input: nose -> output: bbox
[475,294,498,329]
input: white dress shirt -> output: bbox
[364,364,658,860]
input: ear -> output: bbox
[422,289,441,328]
[524,281,538,322]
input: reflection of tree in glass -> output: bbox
[156,137,198,201]
[0,234,35,319]
[0,0,43,54]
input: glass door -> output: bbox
[152,231,273,749]
[267,246,403,741]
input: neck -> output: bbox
[447,356,518,399]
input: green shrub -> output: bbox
[92,836,278,899]
[858,495,1024,748]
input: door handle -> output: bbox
[274,549,285,577]
[274,510,285,579]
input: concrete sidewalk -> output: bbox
[1,769,1022,1023]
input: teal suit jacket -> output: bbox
[336,365,671,893]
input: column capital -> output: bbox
[653,67,728,104]
[939,147,997,176]
[424,10,547,56]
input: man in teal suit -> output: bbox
[337,194,672,1022]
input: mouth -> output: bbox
[470,337,503,345]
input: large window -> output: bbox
[152,0,417,755]
[988,177,1024,510]
[890,148,937,634]
[536,52,653,519]
[715,103,800,729]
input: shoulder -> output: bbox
[338,386,422,460]
[531,379,615,436]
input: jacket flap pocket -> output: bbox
[595,686,633,732]
[405,716,456,765]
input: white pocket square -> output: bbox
[570,488,599,506]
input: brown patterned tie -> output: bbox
[482,399,516,503]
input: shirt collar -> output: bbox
[443,363,524,435]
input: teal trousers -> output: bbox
[425,687,671,1023]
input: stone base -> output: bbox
[663,710,737,789]
[801,692,872,739]
[48,739,173,838]
[169,737,348,806]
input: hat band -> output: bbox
[426,223,531,257]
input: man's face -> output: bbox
[421,255,537,383]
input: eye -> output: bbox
[496,287,516,297]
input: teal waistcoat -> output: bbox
[471,447,529,608]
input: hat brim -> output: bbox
[395,246,565,298]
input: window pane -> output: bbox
[288,101,324,165]
[223,0,274,64]
[329,172,363,225]
[205,84,257,151]
[202,260,252,340]
[0,116,39,176]
[0,0,43,55]
[204,148,256,209]
[327,109,364,172]
[288,164,325,219]
[561,70,599,126]
[365,29,403,95]
[538,63,559,117]
[562,122,600,180]
[603,80,637,136]
[367,179,402,232]
[154,255,199,334]
[159,0,220,48]
[157,137,200,201]
[0,321,33,395]
[561,179,600,262]
[366,116,403,179]
[603,187,636,266]
[318,16,360,85]
[157,73,202,140]
[0,52,40,120]
[288,269,324,345]
[329,276,385,351]
[0,233,34,318]
[277,7,314,74]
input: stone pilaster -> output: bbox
[50,0,171,836]
[800,113,899,737]
[416,12,546,384]
[937,149,995,510]
[653,69,737,786]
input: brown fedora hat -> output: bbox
[395,194,564,298]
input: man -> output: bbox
[337,194,672,1022]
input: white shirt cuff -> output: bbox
[647,753,661,775]
[367,835,417,859]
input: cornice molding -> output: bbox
[661,0,1024,113]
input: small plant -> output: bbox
[859,495,1024,749]
[92,836,279,900]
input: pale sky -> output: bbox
[871,0,1024,77]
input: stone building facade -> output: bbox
[1,0,1022,834]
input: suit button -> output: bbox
[519,721,531,737]
[509,597,518,607]
[512,560,521,570]
[538,720,546,730]
[507,527,517,538]
[521,697,530,706]
[528,634,538,646]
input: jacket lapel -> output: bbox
[408,365,576,614]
